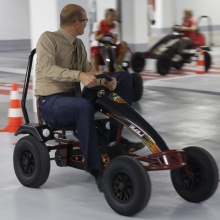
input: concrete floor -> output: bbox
[0,46,220,220]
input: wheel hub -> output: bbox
[182,165,201,189]
[23,158,29,166]
[112,172,132,202]
[118,182,126,190]
[20,150,35,176]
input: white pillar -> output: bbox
[95,0,117,21]
[121,0,149,52]
[153,0,175,35]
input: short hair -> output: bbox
[184,8,193,17]
[105,8,116,17]
[60,4,84,26]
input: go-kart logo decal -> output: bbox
[129,124,145,137]
[109,93,126,103]
[129,124,160,153]
[142,135,160,154]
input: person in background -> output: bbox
[169,8,197,61]
[90,8,127,71]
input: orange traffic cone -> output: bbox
[0,83,23,132]
[196,49,205,74]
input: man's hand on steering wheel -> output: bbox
[100,77,117,91]
[79,72,117,90]
[79,72,99,88]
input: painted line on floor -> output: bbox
[0,89,10,95]
[0,86,32,96]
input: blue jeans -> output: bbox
[38,71,132,172]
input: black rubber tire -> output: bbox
[131,52,146,73]
[13,135,50,188]
[204,51,211,72]
[156,53,171,75]
[103,156,151,216]
[131,73,143,102]
[171,146,219,203]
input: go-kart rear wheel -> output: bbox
[156,53,171,75]
[13,135,50,188]
[204,51,212,72]
[131,52,146,73]
[103,156,151,216]
[131,73,143,102]
[171,146,219,203]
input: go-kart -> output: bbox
[97,34,143,101]
[131,16,212,75]
[13,49,219,216]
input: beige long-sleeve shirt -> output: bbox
[35,27,95,97]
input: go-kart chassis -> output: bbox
[16,48,187,172]
[131,16,213,74]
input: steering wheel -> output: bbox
[98,34,116,46]
[172,25,184,35]
[81,73,113,103]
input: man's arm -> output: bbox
[36,32,81,82]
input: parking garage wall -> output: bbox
[0,0,220,52]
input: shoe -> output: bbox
[90,168,104,192]
[116,64,124,71]
[111,136,145,152]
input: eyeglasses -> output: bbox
[72,19,88,23]
[79,19,88,23]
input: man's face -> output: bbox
[184,12,191,20]
[77,10,88,35]
[105,11,116,23]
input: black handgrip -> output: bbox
[103,33,114,38]
[98,34,116,46]
[96,73,112,81]
[98,40,116,46]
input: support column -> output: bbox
[121,0,149,52]
[95,0,117,21]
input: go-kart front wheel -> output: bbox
[156,53,171,75]
[102,156,151,216]
[131,73,143,102]
[171,146,219,203]
[13,135,50,188]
